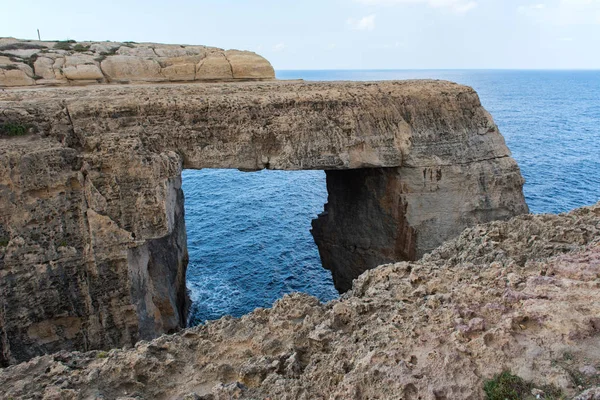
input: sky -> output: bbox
[1,0,599,69]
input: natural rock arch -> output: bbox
[0,80,527,365]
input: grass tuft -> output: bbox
[73,44,90,52]
[0,122,29,137]
[484,371,564,400]
[54,41,73,51]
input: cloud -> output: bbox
[272,43,286,52]
[355,0,478,14]
[347,14,377,30]
[518,0,600,24]
[517,3,546,13]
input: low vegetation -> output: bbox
[54,40,75,51]
[484,371,564,400]
[73,44,90,52]
[0,43,47,51]
[0,122,29,137]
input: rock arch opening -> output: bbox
[182,168,337,325]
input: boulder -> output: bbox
[196,53,233,80]
[225,50,276,79]
[100,55,162,82]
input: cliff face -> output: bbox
[0,79,527,364]
[1,203,598,400]
[0,38,274,87]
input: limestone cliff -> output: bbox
[0,80,527,364]
[0,203,598,399]
[0,38,274,87]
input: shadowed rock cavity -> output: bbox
[312,160,527,292]
[312,168,416,293]
[0,79,528,365]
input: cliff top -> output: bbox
[0,37,275,87]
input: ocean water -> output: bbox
[184,70,600,325]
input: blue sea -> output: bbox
[184,70,600,325]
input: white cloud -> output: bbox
[272,43,286,52]
[347,14,377,30]
[356,0,478,14]
[518,0,600,24]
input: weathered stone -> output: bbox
[196,53,233,80]
[116,45,157,57]
[100,55,162,82]
[225,50,277,79]
[0,68,34,86]
[0,202,598,399]
[63,55,104,81]
[33,56,57,79]
[0,38,274,87]
[0,80,526,365]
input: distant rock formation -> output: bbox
[0,38,274,87]
[1,202,598,399]
[0,79,527,365]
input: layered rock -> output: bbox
[0,38,274,87]
[0,202,598,399]
[0,80,527,364]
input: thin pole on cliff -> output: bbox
[37,29,41,41]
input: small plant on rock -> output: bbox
[484,371,564,400]
[73,44,90,52]
[54,41,73,51]
[0,122,29,137]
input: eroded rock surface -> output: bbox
[1,203,598,400]
[0,80,527,364]
[0,37,274,87]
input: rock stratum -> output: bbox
[1,202,599,399]
[0,79,527,366]
[0,38,274,87]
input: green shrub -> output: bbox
[73,44,90,52]
[0,122,29,137]
[484,371,564,400]
[54,41,73,51]
[96,351,109,359]
[0,238,9,247]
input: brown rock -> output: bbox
[0,80,527,366]
[225,50,276,79]
[0,67,34,86]
[196,52,233,80]
[63,55,104,81]
[0,203,598,399]
[100,55,162,82]
[0,38,275,87]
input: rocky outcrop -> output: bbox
[0,202,598,399]
[0,38,274,87]
[0,80,527,364]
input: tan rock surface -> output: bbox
[0,80,527,365]
[0,203,598,399]
[196,53,234,79]
[0,38,274,87]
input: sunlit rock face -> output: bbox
[0,79,527,364]
[0,37,275,87]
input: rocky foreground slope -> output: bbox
[1,202,598,400]
[0,37,274,87]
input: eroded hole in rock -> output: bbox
[183,169,338,326]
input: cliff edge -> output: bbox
[0,38,275,87]
[1,202,598,399]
